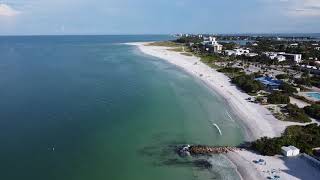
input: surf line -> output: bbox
[226,110,234,122]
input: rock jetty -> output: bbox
[177,145,240,156]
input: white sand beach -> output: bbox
[128,42,304,141]
[226,150,320,180]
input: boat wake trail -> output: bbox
[213,123,222,136]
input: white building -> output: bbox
[281,146,300,157]
[289,146,300,156]
[278,53,302,63]
[264,52,278,60]
[225,50,236,56]
[289,43,299,47]
[282,146,293,157]
[213,44,223,53]
[276,55,286,62]
[315,47,320,50]
[225,48,250,56]
[264,52,302,63]
[246,53,258,57]
[235,48,250,55]
[202,36,223,53]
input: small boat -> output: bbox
[213,123,222,136]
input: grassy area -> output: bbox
[169,47,184,52]
[146,41,180,47]
[180,52,193,56]
[200,55,219,64]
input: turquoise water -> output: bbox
[307,92,320,100]
[0,35,243,180]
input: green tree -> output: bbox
[267,92,290,104]
[304,104,320,120]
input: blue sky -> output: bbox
[0,0,319,35]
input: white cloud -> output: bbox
[303,0,320,8]
[261,0,320,16]
[288,7,320,16]
[0,3,20,17]
[280,0,320,16]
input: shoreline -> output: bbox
[127,42,304,142]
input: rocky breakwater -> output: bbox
[177,145,240,157]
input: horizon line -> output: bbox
[0,32,320,37]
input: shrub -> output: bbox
[232,75,264,93]
[279,82,297,95]
[267,92,290,104]
[284,104,311,123]
[304,104,320,120]
[218,67,243,74]
[276,74,289,79]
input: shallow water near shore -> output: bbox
[0,35,243,180]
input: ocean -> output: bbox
[0,35,244,180]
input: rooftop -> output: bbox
[255,76,282,86]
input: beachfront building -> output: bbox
[264,52,302,63]
[224,48,250,56]
[282,146,293,157]
[289,146,300,156]
[202,36,223,53]
[225,50,236,56]
[276,55,286,62]
[264,52,279,61]
[255,76,282,90]
[246,53,258,57]
[281,146,300,157]
[278,52,302,63]
[289,43,299,47]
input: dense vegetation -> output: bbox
[310,76,320,88]
[267,92,290,104]
[232,75,264,93]
[294,71,312,87]
[295,75,320,88]
[276,74,289,80]
[304,104,320,120]
[279,82,298,95]
[217,67,244,77]
[283,104,311,123]
[252,124,320,156]
[175,37,202,44]
[251,39,320,60]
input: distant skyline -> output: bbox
[0,0,319,35]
